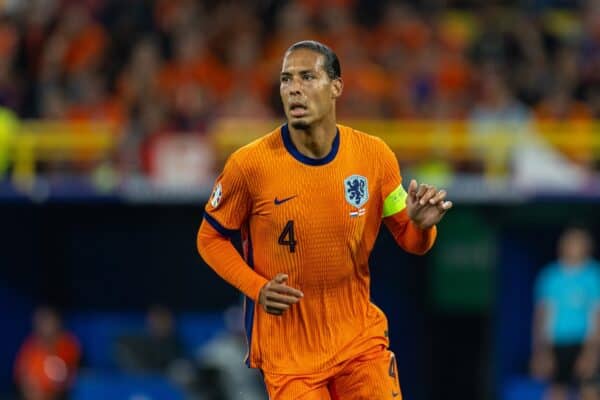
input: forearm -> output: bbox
[532,305,550,352]
[197,219,268,301]
[384,209,437,255]
[584,309,600,349]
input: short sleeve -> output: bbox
[591,264,600,303]
[379,141,407,218]
[204,156,252,233]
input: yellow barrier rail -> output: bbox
[9,121,118,187]
[5,118,600,188]
[210,119,600,176]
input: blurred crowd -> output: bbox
[0,0,599,176]
[14,305,266,400]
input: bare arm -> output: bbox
[530,302,555,379]
[531,303,550,353]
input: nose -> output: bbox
[288,76,302,95]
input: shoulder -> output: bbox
[584,260,600,276]
[587,259,600,270]
[60,332,81,351]
[537,263,559,282]
[339,124,390,150]
[227,126,282,167]
[17,336,36,352]
[339,124,396,165]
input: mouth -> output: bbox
[289,102,308,117]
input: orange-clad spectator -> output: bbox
[317,5,367,52]
[263,2,322,67]
[535,86,594,166]
[219,32,274,118]
[335,39,388,118]
[153,0,203,36]
[65,72,125,127]
[224,31,271,104]
[369,3,432,60]
[58,3,107,75]
[298,0,355,17]
[386,72,420,119]
[0,17,18,59]
[535,88,592,122]
[436,50,472,97]
[14,307,81,400]
[21,0,60,78]
[158,28,229,103]
[116,37,163,110]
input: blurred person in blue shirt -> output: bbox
[530,227,600,400]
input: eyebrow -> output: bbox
[280,69,316,77]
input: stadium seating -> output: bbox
[502,376,546,400]
[71,371,186,400]
[66,312,226,369]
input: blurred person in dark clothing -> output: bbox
[198,306,267,400]
[14,306,81,400]
[115,304,185,373]
[115,305,227,399]
[530,227,600,400]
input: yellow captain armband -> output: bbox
[382,184,407,218]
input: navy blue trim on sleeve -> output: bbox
[203,212,237,238]
[243,227,255,367]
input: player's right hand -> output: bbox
[259,273,303,316]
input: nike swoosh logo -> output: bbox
[274,195,297,205]
[392,392,400,397]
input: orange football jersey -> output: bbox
[202,123,430,374]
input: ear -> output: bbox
[331,78,343,99]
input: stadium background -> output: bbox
[2,0,600,399]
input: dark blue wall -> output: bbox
[3,201,595,400]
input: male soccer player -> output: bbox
[197,40,452,399]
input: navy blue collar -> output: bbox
[281,124,340,166]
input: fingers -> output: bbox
[418,185,437,206]
[427,190,453,211]
[262,293,299,315]
[260,273,304,316]
[270,282,304,298]
[413,184,453,212]
[428,189,447,205]
[415,183,429,200]
[408,179,418,196]
[265,291,301,305]
[439,200,453,211]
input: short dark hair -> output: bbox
[285,40,341,80]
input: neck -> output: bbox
[288,117,337,159]
[560,257,585,267]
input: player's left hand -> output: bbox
[406,179,452,230]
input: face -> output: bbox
[33,308,61,342]
[147,306,174,338]
[280,49,342,129]
[559,229,592,265]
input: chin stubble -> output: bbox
[291,121,310,130]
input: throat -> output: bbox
[290,126,336,159]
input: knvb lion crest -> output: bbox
[344,175,369,208]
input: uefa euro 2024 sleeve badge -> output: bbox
[344,175,368,217]
[210,182,222,208]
